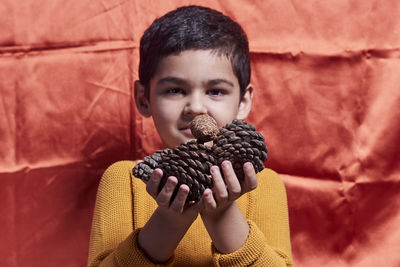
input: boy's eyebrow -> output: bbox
[157,76,188,85]
[157,76,235,87]
[207,79,234,87]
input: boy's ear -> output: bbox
[236,84,253,120]
[134,80,151,117]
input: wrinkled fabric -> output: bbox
[0,0,399,266]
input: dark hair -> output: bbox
[138,5,251,99]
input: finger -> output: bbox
[156,176,178,208]
[210,165,228,204]
[146,168,163,198]
[243,162,258,192]
[169,184,190,213]
[221,161,241,200]
[203,188,217,210]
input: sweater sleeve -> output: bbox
[211,169,293,267]
[87,161,174,267]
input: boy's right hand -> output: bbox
[144,168,200,222]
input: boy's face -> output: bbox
[136,49,252,148]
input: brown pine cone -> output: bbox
[132,116,268,203]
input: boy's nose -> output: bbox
[184,93,207,115]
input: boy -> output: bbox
[88,5,292,266]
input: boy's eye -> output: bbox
[207,89,225,96]
[165,88,185,95]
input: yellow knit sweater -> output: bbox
[88,161,293,266]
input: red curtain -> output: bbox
[1,1,399,266]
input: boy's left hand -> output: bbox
[201,160,257,215]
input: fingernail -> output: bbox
[154,169,162,176]
[211,166,218,174]
[222,161,230,169]
[244,162,252,171]
[152,172,160,181]
[204,190,211,197]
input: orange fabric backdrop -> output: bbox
[1,0,399,266]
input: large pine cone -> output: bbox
[132,117,268,203]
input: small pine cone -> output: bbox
[190,114,219,143]
[132,116,268,203]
